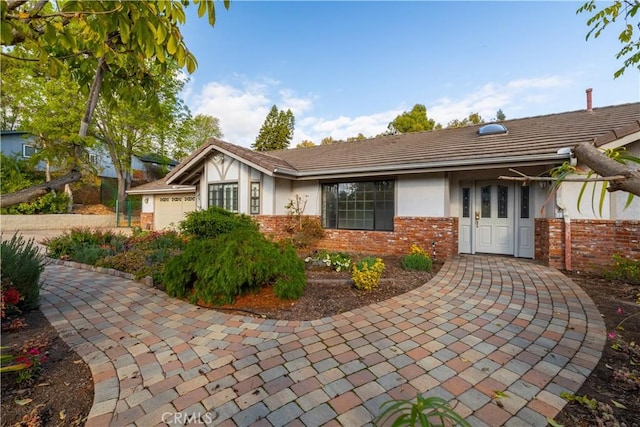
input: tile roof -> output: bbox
[168,102,639,184]
[126,177,195,194]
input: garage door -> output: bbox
[155,194,196,230]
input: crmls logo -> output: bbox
[161,411,217,425]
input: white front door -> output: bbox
[475,181,514,255]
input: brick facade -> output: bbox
[255,215,458,260]
[536,218,639,272]
[140,212,153,231]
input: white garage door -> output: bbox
[155,194,196,230]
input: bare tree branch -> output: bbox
[0,169,82,208]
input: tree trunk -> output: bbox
[0,169,82,208]
[575,141,640,197]
[0,57,107,208]
[117,170,127,214]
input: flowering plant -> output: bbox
[1,288,21,319]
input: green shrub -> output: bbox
[401,253,433,272]
[43,228,126,261]
[305,250,351,272]
[179,206,257,240]
[1,191,70,214]
[606,254,640,284]
[164,229,305,305]
[72,244,112,266]
[0,233,45,311]
[352,256,385,291]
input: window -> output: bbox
[498,185,509,218]
[462,188,470,218]
[88,153,98,165]
[322,180,394,231]
[208,183,238,212]
[22,144,36,158]
[481,185,491,218]
[250,182,260,215]
[520,186,530,219]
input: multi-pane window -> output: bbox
[462,188,470,218]
[322,180,394,231]
[22,144,36,158]
[208,183,238,212]
[520,186,530,219]
[250,182,260,215]
[497,185,509,218]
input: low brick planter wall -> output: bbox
[1,214,115,231]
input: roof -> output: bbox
[126,177,195,195]
[166,102,640,184]
[137,154,180,167]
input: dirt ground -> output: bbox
[1,256,637,426]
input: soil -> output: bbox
[1,257,637,426]
[0,310,93,427]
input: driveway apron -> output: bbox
[40,255,605,427]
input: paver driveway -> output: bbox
[41,255,605,426]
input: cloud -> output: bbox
[429,75,572,124]
[185,74,573,149]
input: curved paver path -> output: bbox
[40,255,605,427]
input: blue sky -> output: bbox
[179,1,639,148]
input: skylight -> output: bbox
[477,123,508,136]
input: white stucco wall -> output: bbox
[274,179,293,215]
[290,181,321,216]
[142,195,153,213]
[397,174,448,217]
[557,140,640,220]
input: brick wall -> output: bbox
[140,212,153,231]
[535,218,639,272]
[255,215,458,260]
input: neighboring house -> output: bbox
[128,100,640,272]
[0,131,176,180]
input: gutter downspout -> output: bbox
[555,187,572,271]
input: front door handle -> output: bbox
[475,211,480,228]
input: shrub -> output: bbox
[73,244,113,266]
[287,217,325,249]
[179,206,257,239]
[402,254,433,272]
[352,256,385,291]
[1,191,70,215]
[164,229,305,305]
[305,250,351,272]
[44,228,126,261]
[606,254,640,284]
[0,233,45,311]
[96,230,185,284]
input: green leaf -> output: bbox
[611,400,627,409]
[547,417,564,427]
[167,35,178,55]
[598,181,607,217]
[119,16,130,44]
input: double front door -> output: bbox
[459,180,533,257]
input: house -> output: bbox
[128,99,640,272]
[0,131,175,204]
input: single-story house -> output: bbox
[128,99,639,272]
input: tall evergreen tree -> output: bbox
[253,105,295,151]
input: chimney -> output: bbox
[586,88,593,112]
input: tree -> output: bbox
[447,113,485,129]
[296,140,316,148]
[252,105,295,151]
[173,114,223,160]
[92,61,189,212]
[346,133,367,142]
[321,136,336,145]
[496,109,506,121]
[0,0,229,208]
[387,104,441,135]
[578,0,640,78]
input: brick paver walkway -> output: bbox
[40,256,605,426]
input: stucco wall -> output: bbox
[1,214,115,231]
